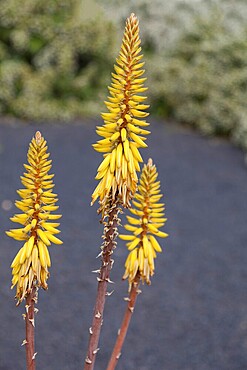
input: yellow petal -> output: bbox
[26,236,35,258]
[45,232,63,245]
[119,234,136,241]
[149,235,162,252]
[127,237,140,250]
[37,229,51,245]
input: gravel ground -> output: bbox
[0,119,247,370]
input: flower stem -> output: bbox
[106,275,140,370]
[84,203,120,370]
[25,286,37,370]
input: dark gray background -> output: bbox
[0,119,246,370]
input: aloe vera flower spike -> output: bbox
[6,131,62,304]
[120,158,168,286]
[84,14,149,370]
[107,159,168,370]
[92,13,150,214]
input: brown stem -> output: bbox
[106,276,140,370]
[84,203,120,370]
[25,286,37,370]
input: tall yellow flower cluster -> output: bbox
[6,131,62,304]
[92,13,150,213]
[119,159,168,285]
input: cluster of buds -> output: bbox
[91,13,150,214]
[120,159,168,286]
[6,132,62,304]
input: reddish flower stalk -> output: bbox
[84,204,120,370]
[25,287,37,370]
[106,275,140,370]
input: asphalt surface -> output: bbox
[0,118,246,370]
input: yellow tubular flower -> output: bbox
[92,13,150,213]
[6,131,62,304]
[119,159,168,286]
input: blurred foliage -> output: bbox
[1,0,247,149]
[147,14,247,149]
[0,0,116,120]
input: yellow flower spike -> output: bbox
[121,159,168,286]
[92,13,150,214]
[6,131,62,304]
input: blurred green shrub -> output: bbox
[147,14,247,149]
[1,0,247,149]
[0,0,116,120]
